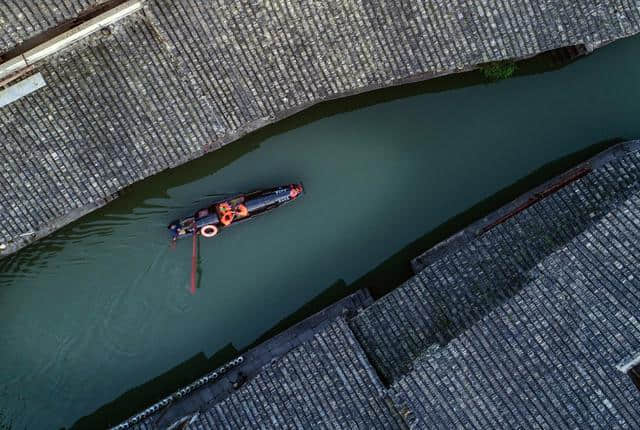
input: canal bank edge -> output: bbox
[114,140,640,429]
[97,289,373,429]
[410,139,640,273]
[2,1,640,257]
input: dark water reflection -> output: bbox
[2,36,640,429]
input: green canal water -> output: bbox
[3,35,640,429]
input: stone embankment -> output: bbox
[2,0,640,255]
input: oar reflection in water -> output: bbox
[191,232,198,295]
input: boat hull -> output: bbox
[168,184,303,240]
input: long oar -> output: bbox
[190,230,198,295]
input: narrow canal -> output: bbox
[3,35,640,429]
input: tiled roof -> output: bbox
[0,1,101,53]
[135,289,374,429]
[350,146,640,381]
[189,318,405,430]
[389,191,640,428]
[116,142,640,430]
[3,0,640,253]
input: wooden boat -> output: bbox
[168,184,303,294]
[168,183,303,240]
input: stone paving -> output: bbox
[2,0,640,255]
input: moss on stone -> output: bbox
[480,61,518,81]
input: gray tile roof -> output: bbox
[350,146,640,381]
[389,191,640,428]
[3,0,640,253]
[0,1,101,53]
[116,143,640,429]
[136,290,374,429]
[190,317,404,430]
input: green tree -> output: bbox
[480,61,518,80]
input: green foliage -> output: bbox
[480,61,518,81]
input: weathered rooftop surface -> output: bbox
[2,1,640,255]
[390,194,640,427]
[147,289,374,428]
[118,142,640,429]
[350,142,640,381]
[203,318,405,429]
[0,1,104,53]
